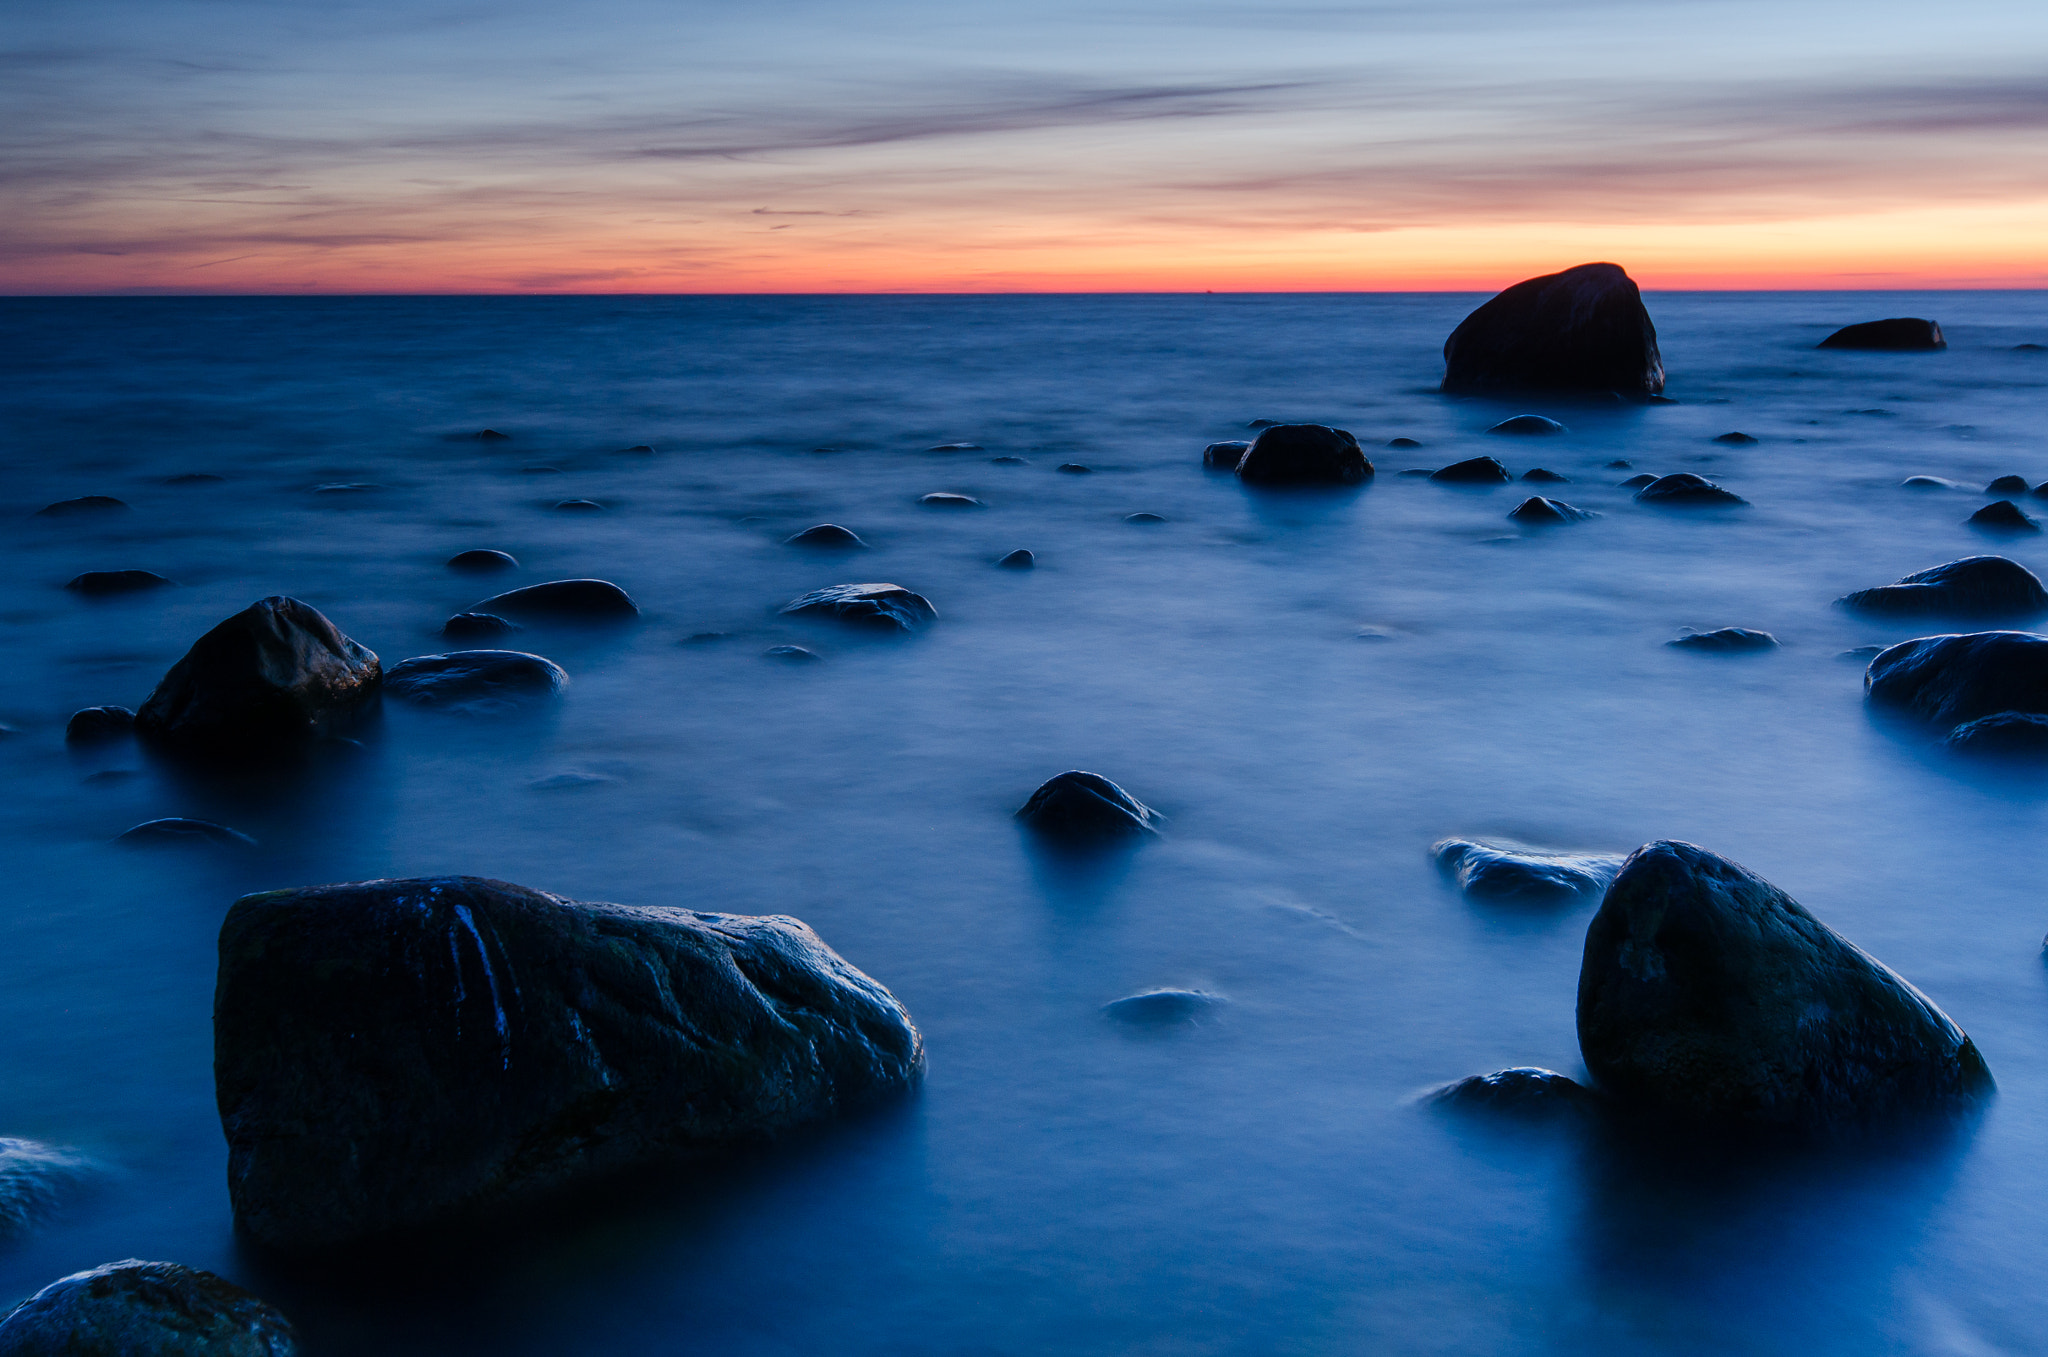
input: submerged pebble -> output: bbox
[997,549,1035,569]
[1507,496,1593,525]
[1484,415,1566,436]
[446,549,518,573]
[1427,1068,1597,1119]
[1634,472,1747,506]
[1430,456,1512,484]
[919,493,984,508]
[65,706,135,744]
[35,496,129,517]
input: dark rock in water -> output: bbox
[1442,262,1664,397]
[1433,838,1623,901]
[2034,481,2048,500]
[213,875,924,1248]
[313,482,381,495]
[447,549,518,573]
[1430,456,1512,484]
[1485,415,1566,436]
[1968,500,2040,533]
[1103,990,1223,1026]
[1202,440,1251,471]
[622,445,655,454]
[1839,556,2048,618]
[763,645,820,663]
[997,549,1035,569]
[1507,496,1594,525]
[1125,512,1167,523]
[36,496,129,517]
[919,492,984,508]
[1235,424,1372,486]
[1577,840,1991,1131]
[1427,1068,1597,1118]
[116,818,256,848]
[988,456,1028,465]
[66,570,171,597]
[384,651,566,712]
[1901,475,1969,490]
[1387,437,1422,449]
[1396,469,1435,478]
[553,498,605,512]
[474,579,639,620]
[927,442,983,452]
[681,632,729,645]
[66,706,136,744]
[0,1259,297,1356]
[1635,473,1747,506]
[0,1139,93,1239]
[1056,463,1093,474]
[1986,475,2030,494]
[1017,771,1160,840]
[1865,631,2048,727]
[785,523,867,549]
[1617,473,1658,489]
[1246,419,1281,429]
[470,429,513,440]
[134,598,380,760]
[1713,432,1759,445]
[780,583,936,631]
[1605,459,1633,469]
[2017,343,2047,352]
[1520,467,1568,483]
[1668,627,1779,652]
[1946,711,2048,755]
[1818,318,1946,351]
[441,611,520,641]
[165,473,224,485]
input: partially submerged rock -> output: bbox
[919,492,984,508]
[1818,318,1946,351]
[66,706,135,744]
[447,549,518,573]
[1968,500,2040,533]
[0,1138,94,1239]
[1838,557,2048,618]
[1507,496,1594,525]
[0,1260,296,1356]
[1430,456,1512,484]
[35,496,129,517]
[214,876,924,1248]
[1901,475,1970,490]
[1520,468,1569,483]
[553,498,604,512]
[1442,263,1664,397]
[1617,473,1658,489]
[1485,415,1566,436]
[1946,711,2048,755]
[1103,989,1224,1026]
[786,524,866,548]
[1986,476,2031,495]
[116,818,257,849]
[134,598,381,761]
[1865,631,2048,727]
[1668,627,1779,652]
[1202,440,1251,471]
[1427,1068,1598,1119]
[441,611,520,641]
[1433,838,1623,902]
[997,549,1035,569]
[1234,424,1372,486]
[383,651,567,712]
[1017,771,1161,841]
[763,645,820,663]
[1056,463,1092,474]
[66,570,171,597]
[1634,473,1747,507]
[1713,432,1759,445]
[1577,840,1991,1131]
[780,583,936,631]
[473,579,638,620]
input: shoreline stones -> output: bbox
[1520,468,1568,483]
[1442,262,1664,398]
[1507,496,1593,525]
[1234,424,1372,486]
[384,651,567,712]
[213,875,925,1249]
[1946,711,2048,755]
[1017,771,1160,841]
[1433,839,1623,902]
[1577,840,1991,1132]
[1634,473,1746,507]
[0,1260,297,1355]
[134,598,381,761]
[473,579,638,621]
[780,583,936,631]
[919,493,984,509]
[66,570,171,596]
[1838,557,2048,618]
[785,524,867,548]
[1865,631,2048,729]
[1713,432,1759,445]
[1987,475,2030,495]
[1430,456,1511,485]
[1668,627,1778,652]
[1818,318,1946,351]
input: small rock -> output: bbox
[1634,473,1747,506]
[785,524,867,548]
[927,442,983,452]
[1430,456,1512,484]
[1968,500,2040,533]
[313,482,380,494]
[441,612,520,641]
[989,456,1028,465]
[1442,263,1663,397]
[1838,556,2048,618]
[116,818,257,848]
[2016,344,2047,352]
[66,570,171,597]
[1902,475,1970,490]
[1247,419,1281,429]
[763,645,821,663]
[1668,627,1779,652]
[1016,771,1161,840]
[35,496,129,517]
[65,706,136,744]
[1617,473,1658,488]
[1056,463,1093,474]
[447,549,518,573]
[1125,512,1167,524]
[1605,459,1634,469]
[1519,468,1569,483]
[1386,437,1422,448]
[1485,415,1567,436]
[0,1259,297,1356]
[1946,711,2048,755]
[1235,424,1372,486]
[1202,440,1251,471]
[1103,990,1223,1026]
[1507,496,1594,525]
[384,651,567,711]
[473,579,639,620]
[1986,476,2030,494]
[1427,1068,1597,1118]
[997,549,1035,569]
[1433,838,1624,901]
[919,493,984,508]
[1713,432,1759,445]
[1818,318,1946,350]
[622,445,655,453]
[780,583,936,631]
[520,465,563,475]
[553,498,605,512]
[528,771,614,790]
[1866,631,2048,727]
[470,429,513,440]
[1396,469,1435,478]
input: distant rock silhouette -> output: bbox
[35,496,128,517]
[473,579,639,620]
[997,549,1035,569]
[447,549,518,573]
[65,706,135,744]
[1202,440,1251,471]
[1970,501,2040,533]
[919,493,984,508]
[1442,263,1664,397]
[1714,432,1759,445]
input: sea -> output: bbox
[1,291,2045,1356]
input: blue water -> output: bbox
[2,292,2046,1355]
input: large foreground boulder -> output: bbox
[214,876,925,1249]
[1234,424,1372,486]
[0,1260,296,1356]
[1577,841,1990,1132]
[1441,263,1664,398]
[134,597,380,760]
[1818,318,1945,351]
[1865,631,2048,727]
[1839,557,2048,618]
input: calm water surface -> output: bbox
[2,292,2046,1355]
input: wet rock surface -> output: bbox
[786,524,866,548]
[1968,500,2040,533]
[1987,475,2031,494]
[1507,496,1594,525]
[473,579,639,620]
[1103,990,1223,1026]
[1234,424,1372,486]
[1427,1068,1598,1118]
[1441,262,1664,397]
[997,549,1035,569]
[116,818,257,848]
[213,875,925,1248]
[1519,468,1568,483]
[1865,631,2048,728]
[0,1260,298,1355]
[1202,440,1251,471]
[65,570,171,596]
[1713,432,1759,445]
[384,651,568,711]
[66,706,136,744]
[441,611,520,641]
[1668,627,1779,652]
[780,583,937,631]
[1839,556,2048,618]
[919,493,984,508]
[1430,456,1512,485]
[1485,415,1566,436]
[1433,838,1623,902]
[447,549,518,573]
[1818,318,1946,351]
[1946,711,2048,755]
[1634,473,1747,506]
[1016,771,1161,840]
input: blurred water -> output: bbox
[0,291,2045,1356]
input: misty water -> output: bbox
[3,292,2047,1356]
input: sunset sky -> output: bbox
[4,0,2045,293]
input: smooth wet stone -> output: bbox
[0,1139,93,1239]
[997,549,1035,569]
[1246,419,1281,429]
[384,651,567,711]
[1968,500,2040,533]
[1946,711,2048,755]
[1634,473,1746,506]
[1433,838,1624,901]
[1396,469,1435,478]
[1103,990,1223,1026]
[2034,481,2048,499]
[135,598,380,761]
[1485,415,1566,436]
[470,429,512,440]
[763,645,820,663]
[1605,459,1633,469]
[66,570,171,597]
[474,579,639,620]
[1669,627,1779,652]
[1866,631,2048,727]
[780,583,936,631]
[1577,840,1991,1131]
[1125,512,1167,523]
[1430,456,1512,484]
[622,445,655,453]
[116,818,257,848]
[1386,437,1422,449]
[1520,468,1569,483]
[447,549,519,573]
[1986,475,2031,494]
[988,456,1028,465]
[1202,440,1251,471]
[1902,475,1970,490]
[213,875,925,1248]
[1442,263,1664,397]
[65,706,136,744]
[0,1259,297,1356]
[554,498,605,512]
[1016,770,1160,840]
[1818,318,1946,351]
[919,493,984,508]
[1427,1068,1598,1118]
[1507,496,1594,525]
[785,523,867,549]
[927,442,983,452]
[1235,424,1372,486]
[1713,432,1759,445]
[35,496,129,517]
[1839,556,2048,618]
[442,611,520,641]
[1056,463,1093,474]
[1617,473,1657,488]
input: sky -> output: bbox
[2,0,2045,293]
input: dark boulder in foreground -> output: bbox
[1017,771,1161,841]
[384,651,567,712]
[1577,840,1991,1131]
[1433,838,1623,902]
[1485,415,1566,436]
[116,818,256,849]
[66,706,136,744]
[134,598,380,761]
[1968,500,2040,533]
[1865,631,2048,728]
[441,611,520,641]
[1839,556,2048,618]
[1668,627,1779,652]
[1430,456,1512,484]
[997,549,1035,569]
[1507,496,1594,525]
[1520,467,1568,483]
[1818,318,1946,351]
[1103,990,1223,1026]
[1946,711,2048,755]
[1202,440,1251,471]
[447,549,518,573]
[1235,424,1372,486]
[780,583,936,631]
[1442,263,1664,397]
[1634,473,1747,506]
[1427,1068,1597,1119]
[66,570,171,597]
[473,579,638,620]
[214,875,924,1249]
[35,496,130,517]
[0,1259,297,1356]
[786,524,867,548]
